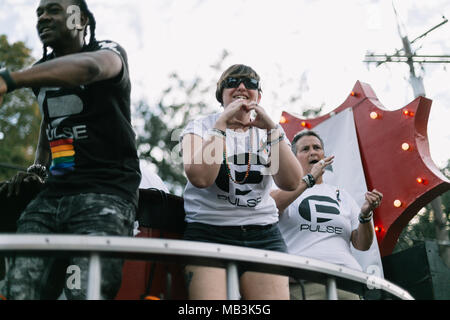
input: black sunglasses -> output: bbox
[223,77,259,90]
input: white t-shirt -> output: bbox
[278,183,363,271]
[139,161,169,192]
[181,113,289,226]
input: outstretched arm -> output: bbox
[10,50,123,89]
[0,50,123,105]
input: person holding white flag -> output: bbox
[271,130,383,300]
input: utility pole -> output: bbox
[364,2,450,266]
[364,10,448,97]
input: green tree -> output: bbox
[134,52,229,195]
[0,35,41,181]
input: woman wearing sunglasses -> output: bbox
[180,64,303,299]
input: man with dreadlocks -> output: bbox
[0,0,141,300]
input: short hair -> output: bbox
[42,0,97,60]
[291,130,324,155]
[215,64,261,105]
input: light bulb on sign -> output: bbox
[403,110,415,117]
[394,200,402,208]
[402,143,410,151]
[301,121,311,129]
[416,177,428,185]
[370,112,379,120]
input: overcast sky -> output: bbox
[1,0,449,168]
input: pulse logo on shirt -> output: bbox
[38,88,87,176]
[215,155,265,208]
[298,195,343,234]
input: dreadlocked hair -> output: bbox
[76,0,97,49]
[42,0,98,60]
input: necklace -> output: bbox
[223,127,253,184]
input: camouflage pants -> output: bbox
[4,193,136,300]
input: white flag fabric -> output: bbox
[314,108,384,278]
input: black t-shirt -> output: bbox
[32,40,141,207]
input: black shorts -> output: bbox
[183,222,287,277]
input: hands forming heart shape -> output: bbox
[219,99,277,131]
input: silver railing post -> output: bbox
[326,277,338,300]
[226,262,240,300]
[87,253,101,300]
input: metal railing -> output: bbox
[0,234,414,300]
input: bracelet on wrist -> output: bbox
[208,128,226,139]
[27,164,48,181]
[267,133,285,147]
[302,173,316,188]
[267,124,281,137]
[0,69,17,93]
[358,211,373,224]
